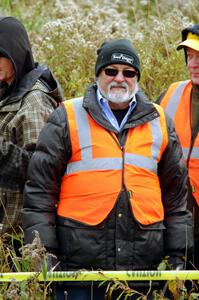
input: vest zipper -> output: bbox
[107,130,128,191]
[121,145,126,191]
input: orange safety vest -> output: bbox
[159,80,199,206]
[57,98,168,225]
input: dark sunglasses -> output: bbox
[104,68,137,78]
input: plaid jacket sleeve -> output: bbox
[0,81,58,188]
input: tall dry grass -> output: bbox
[1,0,198,99]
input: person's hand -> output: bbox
[167,256,184,270]
[157,256,184,271]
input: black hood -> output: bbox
[0,16,35,83]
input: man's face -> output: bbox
[97,64,138,109]
[0,57,15,85]
[187,47,199,86]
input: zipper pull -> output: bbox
[192,185,196,193]
[128,190,133,198]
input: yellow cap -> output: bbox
[177,32,199,51]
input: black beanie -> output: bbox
[95,39,141,80]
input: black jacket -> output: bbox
[23,84,193,270]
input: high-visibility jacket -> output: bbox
[57,98,168,225]
[159,80,199,206]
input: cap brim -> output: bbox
[177,39,199,51]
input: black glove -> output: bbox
[167,256,185,270]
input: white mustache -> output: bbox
[109,81,128,91]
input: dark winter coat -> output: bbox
[23,84,193,270]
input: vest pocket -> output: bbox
[57,217,106,270]
[133,222,165,269]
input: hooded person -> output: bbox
[0,16,62,234]
[157,24,199,269]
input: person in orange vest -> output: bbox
[157,24,199,269]
[23,39,193,299]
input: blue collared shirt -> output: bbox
[96,89,137,132]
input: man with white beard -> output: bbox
[23,39,193,300]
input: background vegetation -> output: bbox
[1,0,198,100]
[0,0,198,299]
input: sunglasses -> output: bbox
[104,68,137,78]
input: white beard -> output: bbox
[97,80,138,104]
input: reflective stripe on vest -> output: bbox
[66,98,160,175]
[58,98,168,225]
[163,81,189,119]
[159,80,199,205]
